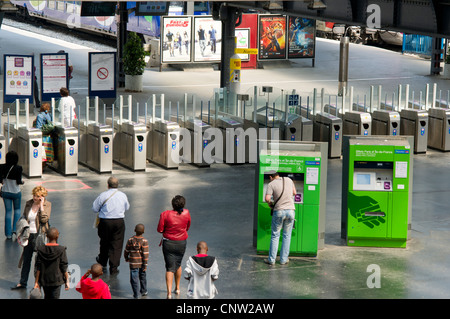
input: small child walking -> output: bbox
[76,263,111,299]
[124,223,149,299]
[184,241,219,299]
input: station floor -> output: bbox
[0,148,449,300]
[0,22,450,302]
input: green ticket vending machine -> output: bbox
[341,136,413,248]
[254,140,328,257]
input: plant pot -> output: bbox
[444,64,450,79]
[125,74,143,92]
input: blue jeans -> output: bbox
[2,191,21,238]
[268,209,295,264]
[130,268,147,298]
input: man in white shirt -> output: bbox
[58,87,76,127]
[92,176,130,275]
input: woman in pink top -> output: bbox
[157,195,191,299]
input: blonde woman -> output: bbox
[11,186,51,290]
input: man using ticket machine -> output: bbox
[263,171,296,266]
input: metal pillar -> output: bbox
[116,2,128,88]
[338,36,349,96]
[219,4,242,90]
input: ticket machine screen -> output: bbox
[353,161,393,191]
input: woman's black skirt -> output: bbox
[162,239,187,272]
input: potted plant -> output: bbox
[124,32,146,92]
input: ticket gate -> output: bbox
[108,119,147,171]
[343,111,372,136]
[282,113,313,141]
[427,107,450,151]
[255,140,328,256]
[74,119,113,173]
[4,100,42,177]
[217,116,245,164]
[400,109,428,153]
[149,120,180,169]
[253,106,312,141]
[49,126,78,176]
[17,127,43,178]
[372,110,400,136]
[4,123,43,178]
[184,118,211,167]
[313,112,342,158]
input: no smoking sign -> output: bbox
[97,67,109,80]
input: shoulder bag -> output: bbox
[0,165,14,198]
[269,177,285,216]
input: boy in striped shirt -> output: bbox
[124,224,149,298]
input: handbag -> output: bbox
[0,165,14,198]
[34,225,48,251]
[269,177,285,216]
[93,190,118,229]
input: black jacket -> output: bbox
[35,244,68,287]
[0,164,23,185]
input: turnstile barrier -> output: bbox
[428,107,450,151]
[400,109,428,153]
[343,111,372,136]
[313,112,342,158]
[372,110,400,136]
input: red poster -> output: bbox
[258,15,287,60]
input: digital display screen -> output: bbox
[357,173,371,185]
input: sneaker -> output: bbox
[141,291,148,297]
[280,259,290,265]
[263,258,274,266]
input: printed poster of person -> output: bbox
[288,17,316,59]
[193,16,222,62]
[161,16,192,63]
[258,15,287,60]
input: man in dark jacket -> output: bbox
[34,227,69,299]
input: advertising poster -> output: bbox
[193,16,222,62]
[89,52,116,98]
[41,53,68,99]
[288,17,316,59]
[235,28,250,61]
[258,15,287,60]
[161,16,192,63]
[4,55,33,98]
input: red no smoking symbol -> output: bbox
[97,67,109,80]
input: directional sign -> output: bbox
[234,48,258,55]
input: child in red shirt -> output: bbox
[76,263,111,299]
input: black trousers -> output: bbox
[97,218,125,273]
